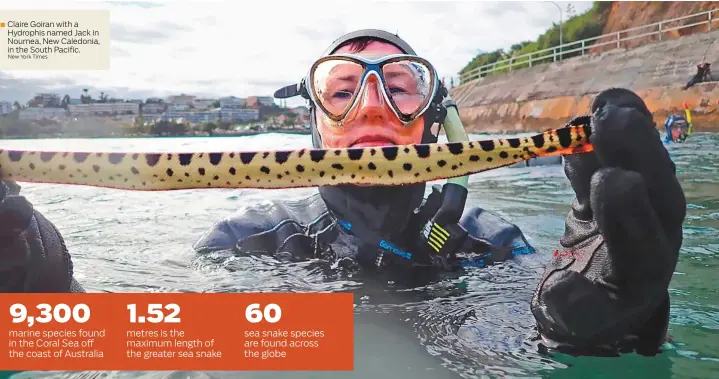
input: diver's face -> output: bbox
[315,41,426,149]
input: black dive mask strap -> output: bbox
[420,83,450,144]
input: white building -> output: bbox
[162,110,220,124]
[19,107,68,120]
[193,98,216,110]
[220,108,259,122]
[168,103,190,111]
[0,101,13,115]
[219,96,245,109]
[167,94,196,107]
[68,102,140,116]
[258,96,275,106]
[142,103,166,114]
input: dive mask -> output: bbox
[276,53,442,127]
[306,53,439,126]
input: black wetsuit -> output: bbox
[192,183,535,281]
[0,88,685,357]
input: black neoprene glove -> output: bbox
[0,179,37,291]
[0,177,75,293]
[530,88,686,356]
[0,180,34,239]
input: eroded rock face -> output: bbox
[594,1,718,54]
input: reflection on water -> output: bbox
[3,132,718,379]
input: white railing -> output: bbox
[458,8,718,84]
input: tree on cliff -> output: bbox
[459,1,612,83]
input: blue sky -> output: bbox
[0,0,593,106]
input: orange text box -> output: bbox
[0,293,354,371]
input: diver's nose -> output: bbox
[362,75,384,106]
[354,75,390,121]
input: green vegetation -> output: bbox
[459,1,612,83]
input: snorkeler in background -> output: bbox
[664,102,693,143]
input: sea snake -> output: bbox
[0,124,593,191]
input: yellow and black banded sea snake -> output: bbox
[0,118,593,191]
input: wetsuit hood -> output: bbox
[311,29,434,243]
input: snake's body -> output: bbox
[0,124,592,191]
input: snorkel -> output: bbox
[416,96,471,268]
[683,102,694,135]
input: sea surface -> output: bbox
[1,131,717,379]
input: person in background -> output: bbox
[663,114,690,143]
[663,102,693,143]
[684,62,712,89]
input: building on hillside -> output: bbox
[258,96,274,106]
[168,103,191,111]
[245,96,275,108]
[193,98,216,110]
[141,99,166,123]
[0,101,13,115]
[142,103,166,114]
[166,94,196,107]
[161,110,220,124]
[19,107,68,120]
[219,96,245,109]
[220,108,259,122]
[68,102,140,116]
[29,93,62,108]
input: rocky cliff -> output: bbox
[451,3,719,133]
[597,1,718,51]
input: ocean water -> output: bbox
[1,131,717,379]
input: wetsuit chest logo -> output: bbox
[379,239,412,260]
